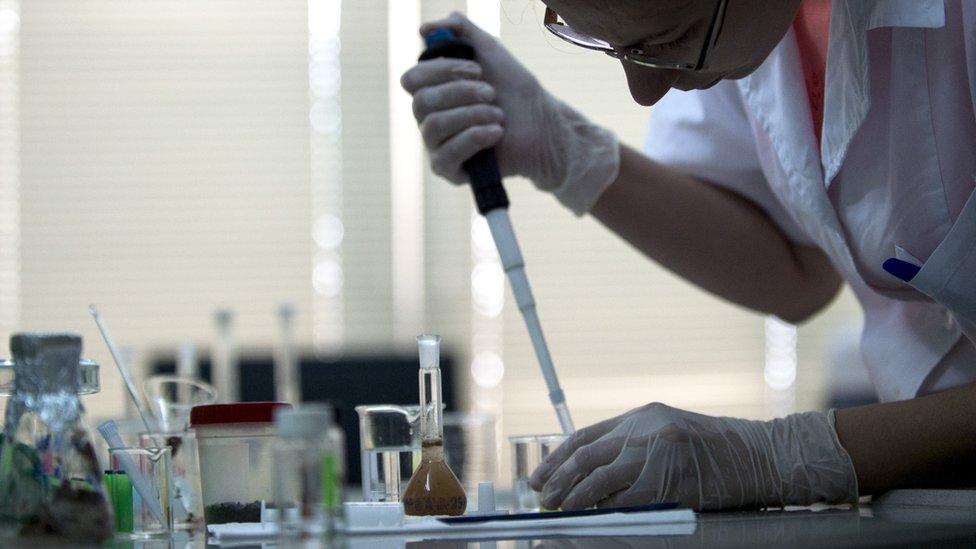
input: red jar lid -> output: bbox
[190,402,291,426]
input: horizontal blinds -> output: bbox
[18,0,312,418]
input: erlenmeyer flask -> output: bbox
[0,333,113,542]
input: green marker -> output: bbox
[106,471,133,533]
[321,453,340,511]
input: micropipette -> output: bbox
[419,29,575,434]
[89,304,157,435]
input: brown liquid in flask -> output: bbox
[402,439,466,516]
[403,335,467,517]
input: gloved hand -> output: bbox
[400,12,620,215]
[529,402,859,511]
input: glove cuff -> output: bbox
[537,92,620,216]
[552,126,620,216]
[769,411,860,507]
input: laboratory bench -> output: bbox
[187,490,974,548]
[3,490,973,547]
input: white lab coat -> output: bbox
[645,0,976,402]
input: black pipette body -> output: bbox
[419,28,510,215]
[417,29,576,434]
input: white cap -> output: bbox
[275,404,334,438]
[417,334,441,371]
[477,482,495,513]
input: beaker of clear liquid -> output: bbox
[139,430,204,531]
[143,375,218,433]
[354,405,420,503]
[443,412,497,494]
[509,434,568,512]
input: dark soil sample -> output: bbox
[205,501,262,524]
[165,435,183,458]
[14,430,113,543]
[19,480,113,543]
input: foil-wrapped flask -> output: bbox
[0,333,113,542]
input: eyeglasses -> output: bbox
[544,1,728,71]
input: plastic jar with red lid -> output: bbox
[190,401,291,524]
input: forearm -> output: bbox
[590,144,841,322]
[834,382,976,494]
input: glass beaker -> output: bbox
[0,333,114,543]
[107,446,173,539]
[509,434,568,512]
[443,412,497,494]
[139,431,204,531]
[143,375,218,433]
[355,405,420,503]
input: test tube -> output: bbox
[176,341,197,404]
[274,303,299,403]
[213,309,237,403]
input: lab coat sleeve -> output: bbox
[644,83,814,246]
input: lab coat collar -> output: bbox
[859,0,946,31]
[737,28,858,276]
[821,0,946,185]
[734,1,947,274]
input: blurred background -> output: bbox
[0,0,868,486]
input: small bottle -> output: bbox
[273,404,345,541]
[402,335,467,516]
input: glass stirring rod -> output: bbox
[419,29,576,435]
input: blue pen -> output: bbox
[883,258,921,283]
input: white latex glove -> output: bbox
[400,12,620,215]
[529,403,858,511]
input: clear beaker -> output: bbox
[355,405,420,503]
[509,434,568,512]
[107,446,174,538]
[139,431,204,531]
[443,412,497,494]
[0,333,114,543]
[143,376,218,433]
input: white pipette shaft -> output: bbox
[485,210,575,434]
[89,305,156,434]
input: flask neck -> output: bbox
[421,438,444,461]
[419,367,443,442]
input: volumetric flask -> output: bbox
[355,405,420,503]
[509,434,567,512]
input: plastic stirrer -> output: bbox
[89,305,157,434]
[97,420,166,524]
